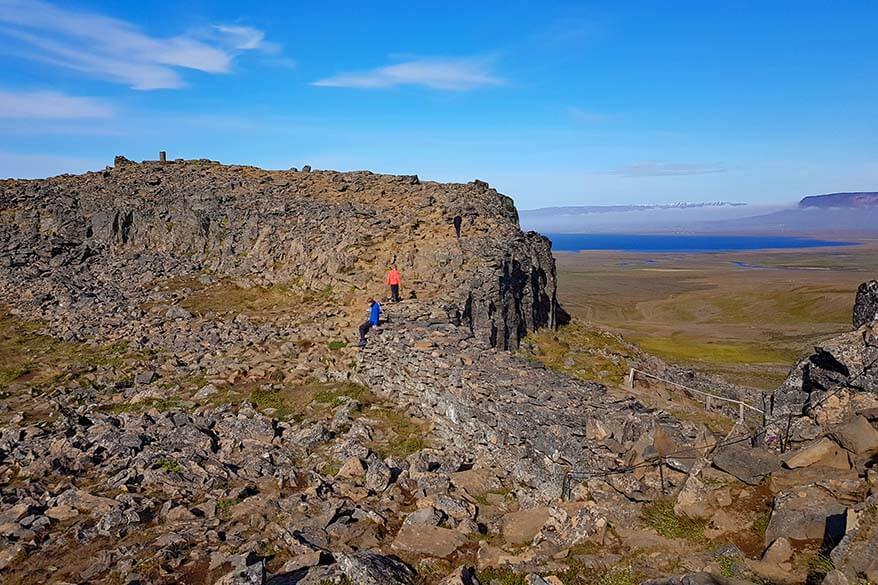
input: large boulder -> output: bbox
[391,525,467,558]
[853,280,878,328]
[337,550,416,585]
[783,437,850,469]
[830,415,878,455]
[712,444,781,485]
[765,486,847,545]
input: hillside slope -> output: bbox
[1,159,876,585]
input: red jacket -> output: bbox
[385,269,402,286]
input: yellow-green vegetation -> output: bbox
[473,487,514,507]
[363,407,429,459]
[0,308,144,390]
[208,380,373,422]
[794,551,835,582]
[475,567,526,585]
[555,246,878,388]
[641,500,706,541]
[156,458,182,473]
[319,460,342,477]
[524,321,635,386]
[154,277,341,321]
[633,333,793,368]
[558,562,636,585]
[328,340,348,351]
[313,381,370,406]
[716,554,741,578]
[752,510,770,538]
[249,386,306,422]
[216,497,240,518]
[477,562,637,585]
[665,406,735,435]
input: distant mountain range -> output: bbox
[799,192,878,208]
[523,201,747,217]
[520,194,878,236]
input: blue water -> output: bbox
[547,233,856,252]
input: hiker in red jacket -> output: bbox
[385,266,402,302]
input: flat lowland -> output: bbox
[555,239,878,388]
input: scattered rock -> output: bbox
[712,444,781,485]
[783,437,850,469]
[391,525,466,558]
[830,415,878,455]
[762,536,793,563]
[501,507,550,545]
[337,551,415,585]
[765,485,847,544]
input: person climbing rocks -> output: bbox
[385,265,402,302]
[358,297,381,348]
[453,214,463,239]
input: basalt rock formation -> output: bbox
[1,157,558,350]
[766,280,878,443]
[853,279,878,329]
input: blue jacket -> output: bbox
[369,301,381,326]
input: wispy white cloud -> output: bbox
[0,0,280,89]
[0,90,114,119]
[607,161,727,178]
[213,25,279,54]
[312,57,503,91]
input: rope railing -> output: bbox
[626,367,763,421]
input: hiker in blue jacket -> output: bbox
[358,297,381,348]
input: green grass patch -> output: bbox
[176,279,336,321]
[216,497,240,518]
[0,308,147,390]
[328,340,348,351]
[319,460,342,478]
[524,321,635,386]
[250,386,305,422]
[157,458,182,473]
[641,500,706,541]
[312,382,370,406]
[475,567,526,585]
[473,487,513,507]
[633,333,792,366]
[364,407,429,459]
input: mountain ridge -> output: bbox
[799,191,878,208]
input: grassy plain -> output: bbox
[555,240,878,388]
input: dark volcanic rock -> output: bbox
[853,280,878,328]
[0,160,558,349]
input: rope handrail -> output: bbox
[627,367,764,414]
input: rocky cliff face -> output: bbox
[766,280,878,443]
[1,157,558,350]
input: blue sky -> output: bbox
[1,0,876,208]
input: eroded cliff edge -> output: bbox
[1,157,559,351]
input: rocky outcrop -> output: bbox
[853,280,878,328]
[355,302,697,502]
[0,158,558,349]
[765,281,878,443]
